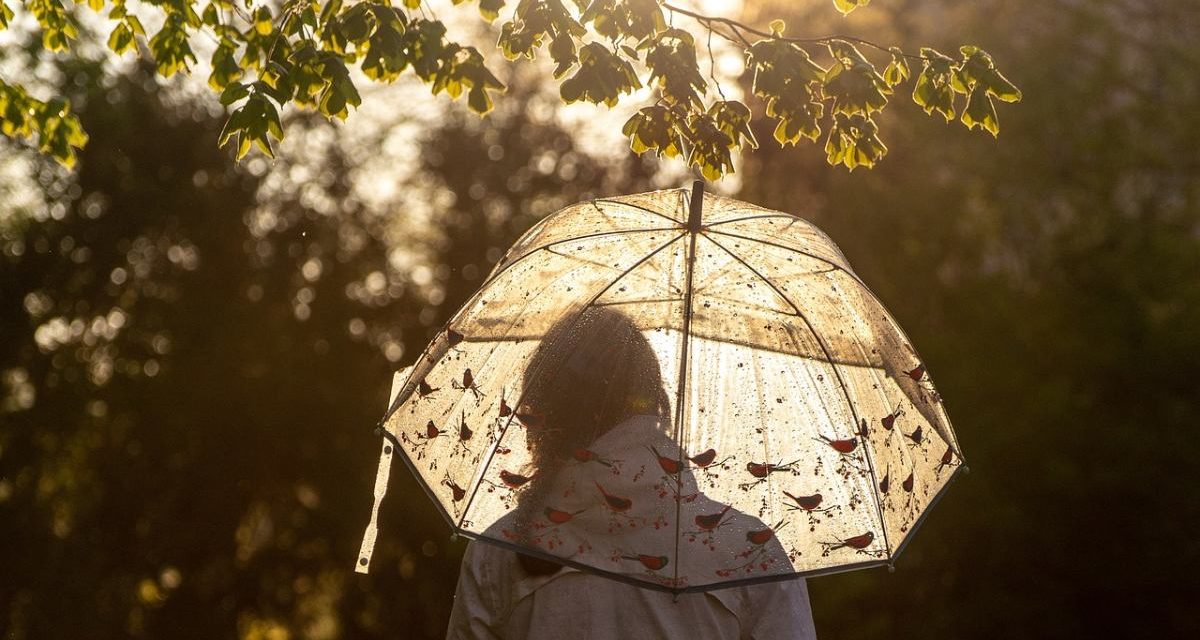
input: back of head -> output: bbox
[513,306,671,575]
[520,306,671,471]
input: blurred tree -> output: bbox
[737,0,1200,638]
[0,0,1018,175]
[0,46,653,640]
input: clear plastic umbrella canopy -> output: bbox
[357,184,964,593]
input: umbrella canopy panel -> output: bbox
[379,188,962,592]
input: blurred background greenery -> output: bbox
[2,0,1197,638]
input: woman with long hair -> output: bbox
[446,306,816,639]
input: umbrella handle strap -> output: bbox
[355,367,412,574]
[355,437,394,574]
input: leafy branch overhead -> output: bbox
[0,0,1019,175]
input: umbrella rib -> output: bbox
[704,234,893,556]
[457,232,688,530]
[594,195,688,226]
[704,229,865,288]
[703,213,799,227]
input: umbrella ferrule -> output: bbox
[687,180,705,233]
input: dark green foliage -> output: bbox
[0,56,654,638]
[0,0,1017,174]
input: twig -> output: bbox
[660,2,927,60]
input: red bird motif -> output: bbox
[905,364,926,381]
[746,461,792,478]
[904,426,924,446]
[783,491,824,512]
[515,409,546,429]
[746,527,775,545]
[650,445,681,475]
[458,415,473,441]
[817,435,858,453]
[423,420,444,439]
[879,471,891,494]
[828,531,875,551]
[595,483,632,512]
[688,448,718,467]
[498,395,513,418]
[573,448,614,467]
[544,507,586,524]
[881,404,903,430]
[623,554,669,571]
[694,504,733,531]
[453,368,482,400]
[442,478,467,502]
[936,446,956,473]
[446,327,464,347]
[416,379,439,398]
[902,472,914,493]
[499,470,534,488]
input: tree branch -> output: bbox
[660,2,927,60]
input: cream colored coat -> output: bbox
[446,539,817,639]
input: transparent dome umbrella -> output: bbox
[356,183,965,593]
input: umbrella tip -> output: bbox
[688,180,705,233]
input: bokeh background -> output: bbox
[2,0,1198,638]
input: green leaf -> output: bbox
[643,28,705,108]
[560,42,640,107]
[622,105,685,159]
[478,0,505,22]
[824,114,886,170]
[823,41,891,117]
[911,48,957,121]
[549,35,578,79]
[0,2,14,29]
[708,100,757,150]
[883,47,910,87]
[960,86,999,136]
[209,41,243,90]
[687,112,735,180]
[253,6,273,36]
[107,22,135,54]
[0,80,88,167]
[317,59,361,120]
[219,82,250,105]
[28,0,80,52]
[832,0,870,15]
[219,92,284,160]
[149,14,198,77]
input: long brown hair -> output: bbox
[513,305,671,575]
